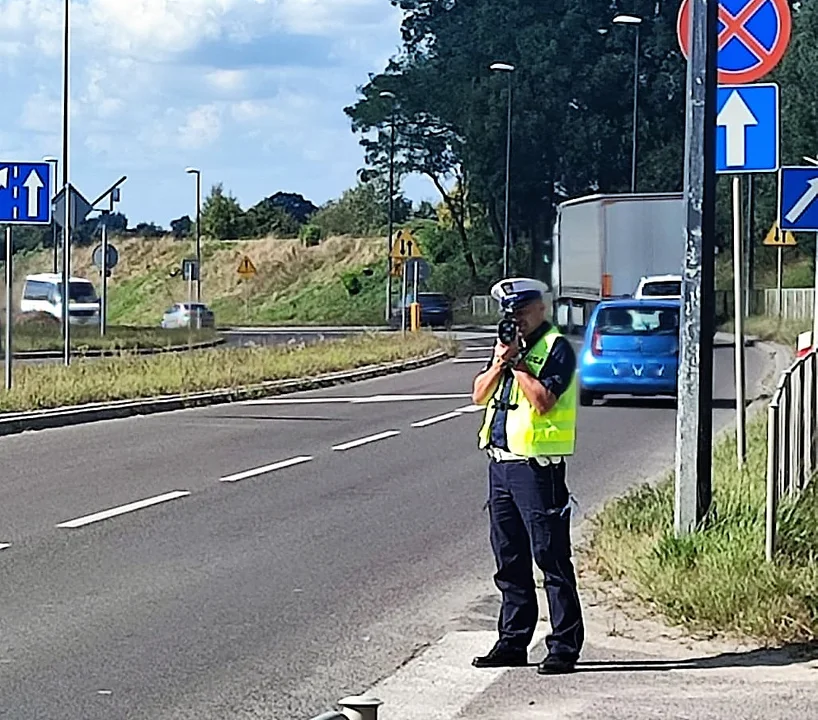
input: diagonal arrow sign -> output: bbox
[0,167,8,190]
[784,177,818,224]
[717,90,758,167]
[23,169,44,219]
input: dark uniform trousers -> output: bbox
[487,458,584,659]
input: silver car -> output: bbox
[161,303,215,329]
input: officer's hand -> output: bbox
[494,339,519,364]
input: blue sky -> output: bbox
[0,0,436,227]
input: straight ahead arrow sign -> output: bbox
[23,170,43,219]
[717,91,758,167]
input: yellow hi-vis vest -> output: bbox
[478,327,577,457]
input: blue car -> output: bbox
[578,298,680,406]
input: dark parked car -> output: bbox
[390,292,453,329]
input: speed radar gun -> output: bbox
[491,278,550,346]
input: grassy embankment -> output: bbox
[0,333,450,413]
[10,235,389,327]
[584,417,818,643]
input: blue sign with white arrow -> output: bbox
[780,167,818,232]
[716,83,779,174]
[0,161,52,225]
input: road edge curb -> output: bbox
[0,350,451,437]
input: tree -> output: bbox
[311,179,410,236]
[170,215,193,238]
[202,183,243,241]
[346,0,687,282]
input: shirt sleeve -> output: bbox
[536,337,576,399]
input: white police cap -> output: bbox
[490,277,549,311]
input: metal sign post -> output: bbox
[732,176,746,468]
[4,227,12,391]
[100,222,108,336]
[777,246,784,317]
[401,261,408,336]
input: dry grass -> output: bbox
[0,332,450,413]
[721,316,811,347]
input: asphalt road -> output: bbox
[0,335,770,720]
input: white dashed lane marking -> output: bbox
[56,491,191,529]
[411,411,463,428]
[220,456,313,483]
[332,430,401,451]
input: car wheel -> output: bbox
[579,388,595,407]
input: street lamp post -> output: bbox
[490,62,515,277]
[379,91,397,324]
[61,0,71,367]
[43,156,59,273]
[613,14,643,193]
[185,167,202,301]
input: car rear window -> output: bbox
[597,306,679,336]
[641,281,681,297]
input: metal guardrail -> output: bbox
[766,348,818,561]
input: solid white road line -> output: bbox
[56,491,191,529]
[245,393,472,406]
[464,346,493,352]
[0,543,10,551]
[332,430,401,451]
[452,358,486,364]
[351,394,471,403]
[411,411,463,428]
[220,456,313,483]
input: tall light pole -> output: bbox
[43,156,59,273]
[380,91,397,323]
[185,167,202,301]
[490,62,514,277]
[61,0,71,367]
[613,14,643,193]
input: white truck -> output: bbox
[551,192,685,332]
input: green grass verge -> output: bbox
[584,416,818,643]
[0,333,451,413]
[13,326,220,353]
[720,316,810,347]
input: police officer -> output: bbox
[471,278,584,675]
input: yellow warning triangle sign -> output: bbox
[763,224,797,247]
[390,228,423,259]
[237,255,257,276]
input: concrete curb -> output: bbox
[0,350,451,437]
[11,337,226,360]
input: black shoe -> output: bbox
[537,654,577,675]
[472,644,528,668]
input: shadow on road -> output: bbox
[570,643,818,673]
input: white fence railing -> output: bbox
[766,348,818,561]
[471,295,500,317]
[757,288,816,320]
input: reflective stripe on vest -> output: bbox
[478,327,577,457]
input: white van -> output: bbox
[20,273,100,326]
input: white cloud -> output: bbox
[0,0,406,224]
[179,104,223,149]
[207,69,248,93]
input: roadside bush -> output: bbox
[299,224,322,247]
